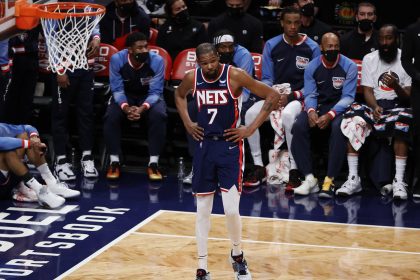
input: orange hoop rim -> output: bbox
[36,2,105,19]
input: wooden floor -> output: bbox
[62,210,420,280]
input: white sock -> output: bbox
[149,155,159,165]
[222,187,242,256]
[251,152,263,167]
[395,156,407,182]
[0,169,8,177]
[196,195,214,271]
[24,178,43,193]
[305,173,315,181]
[82,150,91,158]
[56,155,66,162]
[289,157,297,170]
[110,154,120,163]
[37,163,57,186]
[347,153,359,178]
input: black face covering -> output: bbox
[118,2,136,17]
[358,19,373,32]
[174,9,191,26]
[219,52,234,64]
[134,52,148,63]
[322,50,339,63]
[378,42,398,63]
[227,7,244,18]
[301,3,315,17]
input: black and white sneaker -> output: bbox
[81,155,99,178]
[196,269,211,280]
[230,251,252,280]
[54,158,76,181]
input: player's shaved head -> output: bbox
[321,32,339,45]
[196,43,218,58]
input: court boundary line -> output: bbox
[133,231,420,256]
[55,210,165,280]
[160,210,420,231]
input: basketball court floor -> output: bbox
[1,172,420,279]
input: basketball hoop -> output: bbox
[15,0,105,74]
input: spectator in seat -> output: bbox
[0,122,80,208]
[243,7,320,190]
[156,0,208,61]
[100,0,151,50]
[291,32,357,198]
[104,32,167,181]
[339,25,412,200]
[340,1,379,60]
[207,0,264,53]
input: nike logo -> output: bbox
[229,145,238,150]
[277,58,285,62]
[317,81,325,84]
[219,79,226,84]
[197,82,204,85]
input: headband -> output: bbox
[213,34,234,45]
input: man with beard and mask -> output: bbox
[338,24,412,200]
[401,18,420,199]
[291,32,357,198]
[282,0,332,45]
[340,1,379,60]
[100,0,151,50]
[156,0,208,60]
[243,7,320,190]
[207,0,263,53]
[104,32,167,181]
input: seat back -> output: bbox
[93,43,119,77]
[352,59,363,95]
[148,27,158,46]
[148,45,173,81]
[171,48,197,81]
[251,52,262,80]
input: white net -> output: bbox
[39,3,105,75]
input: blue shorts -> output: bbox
[192,137,244,196]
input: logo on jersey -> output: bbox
[196,89,229,109]
[296,56,310,69]
[332,77,345,89]
[378,71,399,91]
[395,122,409,132]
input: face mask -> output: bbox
[322,50,339,63]
[378,42,398,63]
[358,19,373,32]
[227,7,244,18]
[134,52,148,63]
[174,9,191,26]
[118,2,135,17]
[219,52,234,64]
[301,3,315,17]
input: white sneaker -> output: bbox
[81,155,99,178]
[183,170,193,184]
[12,182,38,202]
[37,186,65,208]
[230,251,252,280]
[336,175,362,196]
[392,179,408,200]
[55,159,76,181]
[49,180,80,199]
[294,177,319,195]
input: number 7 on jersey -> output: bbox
[208,108,218,124]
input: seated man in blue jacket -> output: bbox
[0,123,80,208]
[291,32,357,198]
[104,32,167,181]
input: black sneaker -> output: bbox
[413,182,420,203]
[230,251,252,279]
[147,163,163,181]
[285,169,301,192]
[243,165,266,187]
[196,269,211,280]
